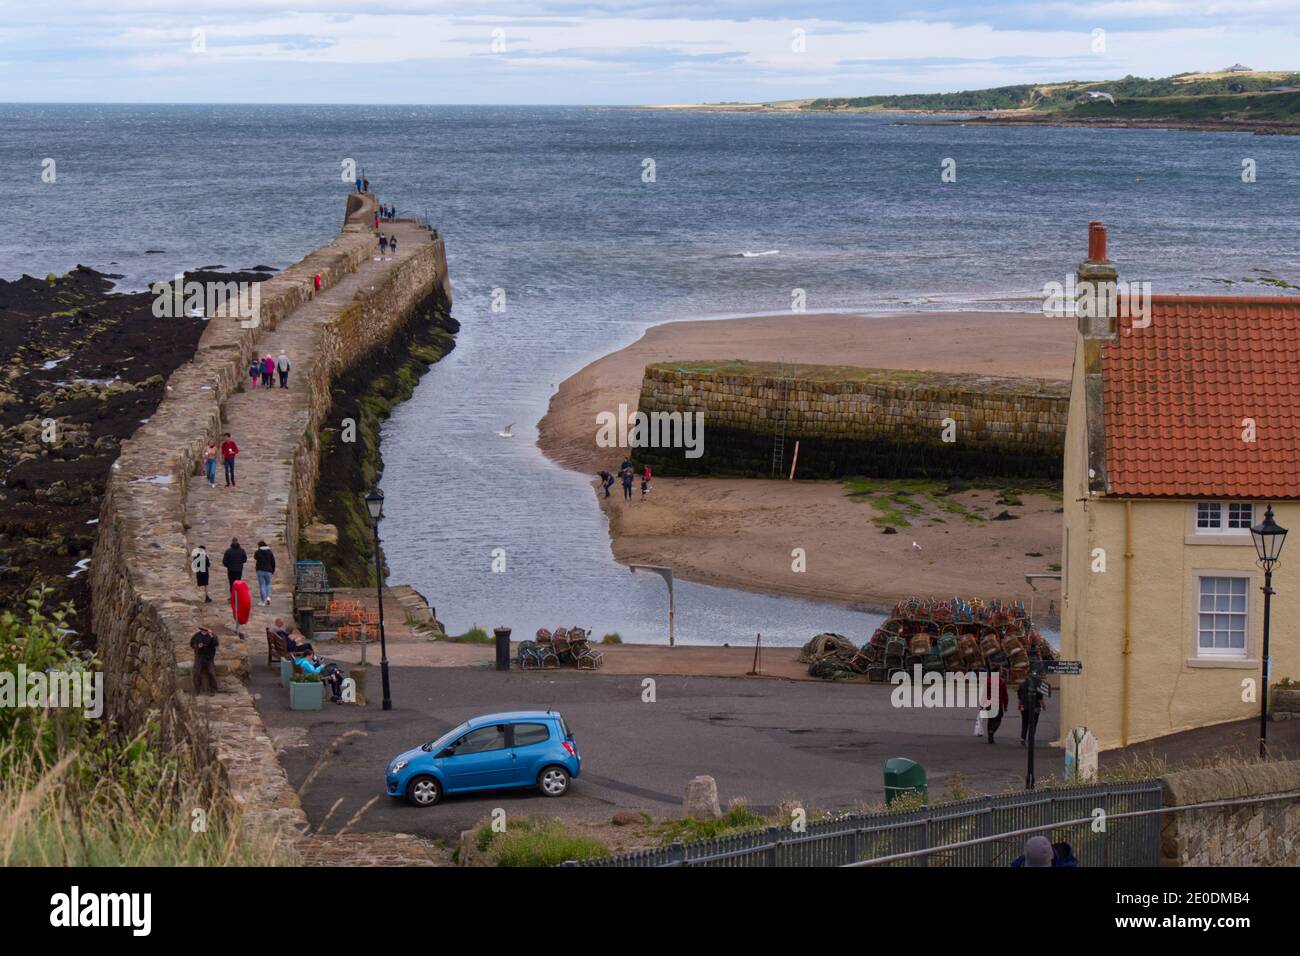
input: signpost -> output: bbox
[1025,660,1083,790]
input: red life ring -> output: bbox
[230,579,251,624]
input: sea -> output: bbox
[3,104,1298,644]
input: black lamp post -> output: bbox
[364,485,392,711]
[1250,504,1288,759]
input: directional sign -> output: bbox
[1042,660,1083,675]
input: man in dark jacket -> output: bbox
[223,538,247,588]
[982,665,1009,744]
[190,626,219,695]
[1019,676,1047,745]
[254,541,276,605]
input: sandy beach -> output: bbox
[538,311,1075,616]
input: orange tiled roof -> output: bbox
[1103,295,1300,498]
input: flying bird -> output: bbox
[1084,91,1116,106]
[497,423,514,438]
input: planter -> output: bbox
[289,680,324,711]
[279,657,295,688]
[1271,688,1300,715]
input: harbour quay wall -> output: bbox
[633,361,1068,480]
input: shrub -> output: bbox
[601,632,622,644]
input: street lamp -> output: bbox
[364,485,392,711]
[1251,504,1288,759]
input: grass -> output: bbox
[447,625,492,644]
[655,799,767,844]
[0,588,294,866]
[473,817,608,867]
[843,476,1016,527]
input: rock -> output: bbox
[881,526,897,535]
[302,522,339,545]
[992,510,1019,521]
[611,810,643,827]
[683,775,722,821]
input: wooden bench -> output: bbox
[267,627,311,667]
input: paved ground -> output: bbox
[254,657,1300,848]
[255,659,1065,846]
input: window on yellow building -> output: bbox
[1196,575,1249,658]
[1194,502,1254,534]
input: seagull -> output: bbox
[497,423,514,438]
[912,541,923,551]
[1083,91,1116,106]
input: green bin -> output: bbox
[884,757,927,805]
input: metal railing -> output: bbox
[567,779,1163,868]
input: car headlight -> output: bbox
[391,759,408,774]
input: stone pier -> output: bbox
[91,193,452,856]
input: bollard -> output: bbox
[494,627,512,671]
[298,608,315,642]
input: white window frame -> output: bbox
[1186,501,1256,545]
[1193,573,1251,661]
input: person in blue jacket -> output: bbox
[296,654,345,703]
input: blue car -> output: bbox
[386,710,581,807]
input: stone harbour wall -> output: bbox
[635,361,1068,479]
[1161,760,1300,866]
[91,194,450,846]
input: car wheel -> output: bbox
[407,774,441,807]
[538,766,570,797]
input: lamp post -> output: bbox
[364,486,392,711]
[1250,504,1288,759]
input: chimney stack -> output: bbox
[1077,220,1118,340]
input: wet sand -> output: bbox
[537,311,1074,615]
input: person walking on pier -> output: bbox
[277,349,291,388]
[981,665,1008,745]
[254,540,276,605]
[191,544,212,603]
[223,538,247,588]
[190,626,219,696]
[390,235,398,255]
[203,441,218,488]
[379,234,389,256]
[261,353,275,389]
[1018,674,1047,746]
[249,358,260,390]
[220,432,238,486]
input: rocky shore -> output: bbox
[0,265,267,637]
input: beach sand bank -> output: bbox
[538,311,1075,616]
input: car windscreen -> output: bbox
[422,722,469,752]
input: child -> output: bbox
[641,474,649,500]
[249,359,260,389]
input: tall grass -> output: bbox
[0,588,294,866]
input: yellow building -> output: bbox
[1059,222,1300,749]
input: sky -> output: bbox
[1,1,1297,104]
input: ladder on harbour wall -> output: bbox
[771,362,790,479]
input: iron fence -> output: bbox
[567,779,1163,868]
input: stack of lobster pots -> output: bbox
[516,626,604,670]
[849,597,1055,684]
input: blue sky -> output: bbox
[1,1,1297,103]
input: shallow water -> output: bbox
[4,105,1296,645]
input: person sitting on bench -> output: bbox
[296,654,345,703]
[274,617,312,655]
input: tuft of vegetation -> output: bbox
[474,817,608,867]
[0,589,291,866]
[447,625,492,644]
[601,632,623,644]
[655,798,767,844]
